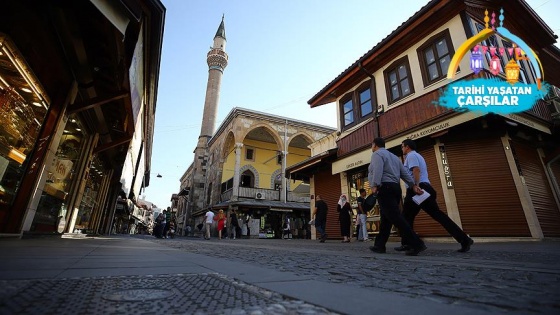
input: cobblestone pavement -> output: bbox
[0,269,337,315]
[150,236,560,315]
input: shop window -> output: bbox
[73,156,104,233]
[417,29,455,86]
[384,56,414,104]
[0,34,51,222]
[32,114,88,232]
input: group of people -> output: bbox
[311,138,474,256]
[203,208,242,240]
[154,208,176,239]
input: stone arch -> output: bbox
[287,131,314,149]
[239,164,260,187]
[221,130,236,160]
[240,123,284,151]
[270,168,290,190]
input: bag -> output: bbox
[364,194,377,211]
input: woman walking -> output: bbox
[215,209,227,239]
[337,194,352,243]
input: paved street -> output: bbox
[0,235,559,314]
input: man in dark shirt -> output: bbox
[312,195,328,242]
[368,137,426,256]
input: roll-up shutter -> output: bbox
[314,167,342,239]
[412,146,449,237]
[445,137,530,236]
[511,140,560,237]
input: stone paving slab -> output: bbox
[0,273,338,315]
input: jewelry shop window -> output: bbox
[0,35,50,216]
[32,114,88,232]
[74,156,104,233]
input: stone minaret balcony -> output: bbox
[207,48,228,72]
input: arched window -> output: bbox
[240,170,255,188]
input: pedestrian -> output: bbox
[312,195,328,242]
[282,217,291,239]
[368,137,427,256]
[214,209,226,240]
[229,209,240,240]
[204,209,215,240]
[399,139,474,253]
[337,194,352,243]
[154,213,165,238]
[356,188,371,241]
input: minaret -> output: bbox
[191,16,228,214]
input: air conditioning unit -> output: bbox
[255,192,265,200]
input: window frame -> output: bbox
[383,56,415,105]
[245,146,255,161]
[338,79,376,130]
[417,29,455,87]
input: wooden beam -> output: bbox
[93,135,132,154]
[67,91,129,115]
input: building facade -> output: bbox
[190,107,335,238]
[290,0,560,240]
[0,0,165,236]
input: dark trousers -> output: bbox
[402,182,469,245]
[374,182,424,250]
[315,219,326,239]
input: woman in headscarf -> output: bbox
[337,194,352,243]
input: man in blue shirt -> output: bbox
[368,137,426,256]
[398,139,474,253]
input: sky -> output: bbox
[143,0,560,209]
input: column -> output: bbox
[232,143,243,201]
[281,150,288,202]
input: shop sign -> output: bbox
[408,121,451,140]
[439,145,454,189]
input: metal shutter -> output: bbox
[412,146,450,237]
[445,137,530,236]
[314,167,342,239]
[511,140,560,237]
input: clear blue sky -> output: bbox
[143,0,560,209]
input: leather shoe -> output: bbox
[369,246,386,254]
[405,244,427,256]
[394,245,410,251]
[458,237,474,253]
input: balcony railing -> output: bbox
[220,186,310,203]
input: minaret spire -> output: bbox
[190,16,229,215]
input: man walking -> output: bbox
[204,209,215,240]
[398,139,474,253]
[356,189,370,241]
[368,137,426,256]
[312,195,328,242]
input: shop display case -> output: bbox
[0,34,50,210]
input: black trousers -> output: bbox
[374,182,424,250]
[402,182,469,245]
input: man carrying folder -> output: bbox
[398,139,474,253]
